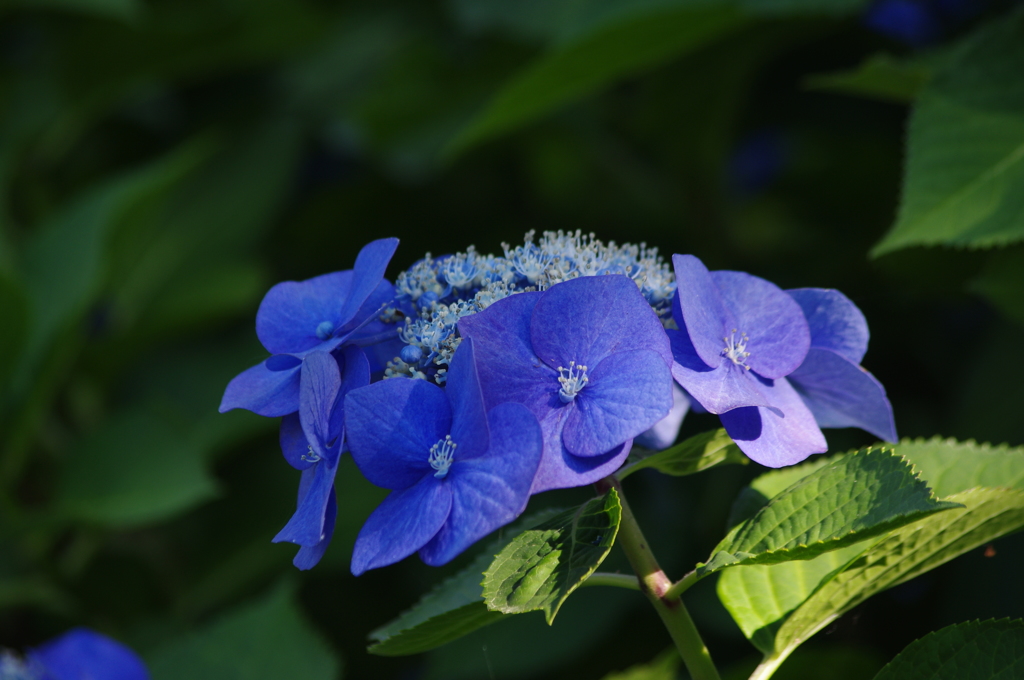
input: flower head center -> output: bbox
[315,320,335,341]
[429,435,457,478]
[722,329,751,369]
[557,361,589,403]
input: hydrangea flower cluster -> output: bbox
[220,234,896,574]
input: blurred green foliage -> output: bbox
[2,0,1023,677]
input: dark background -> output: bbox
[1,0,1022,678]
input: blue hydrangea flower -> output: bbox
[26,628,149,680]
[786,288,897,442]
[219,237,398,417]
[668,254,826,467]
[344,339,543,574]
[458,275,674,492]
[273,346,370,569]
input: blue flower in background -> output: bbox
[23,628,149,680]
[786,288,897,442]
[273,346,370,569]
[219,237,398,417]
[344,339,543,574]
[865,0,943,46]
[669,254,826,467]
[459,275,674,492]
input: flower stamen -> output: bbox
[301,444,321,463]
[429,435,457,478]
[557,361,589,403]
[722,329,751,369]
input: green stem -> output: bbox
[581,572,642,591]
[601,477,721,680]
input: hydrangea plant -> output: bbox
[219,232,1024,680]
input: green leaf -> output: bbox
[804,52,930,104]
[482,489,622,623]
[872,8,1024,256]
[873,619,1024,680]
[719,437,1024,671]
[970,247,1024,327]
[601,648,680,680]
[56,410,218,527]
[618,428,747,479]
[757,486,1024,672]
[698,448,959,576]
[718,541,877,653]
[894,437,1024,497]
[368,508,563,656]
[446,6,742,156]
[147,580,340,680]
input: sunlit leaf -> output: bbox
[720,438,1024,667]
[698,448,958,576]
[482,489,621,623]
[872,8,1024,255]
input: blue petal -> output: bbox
[345,378,451,489]
[635,383,690,451]
[787,288,869,364]
[788,348,897,442]
[667,329,773,414]
[293,487,337,570]
[279,413,312,471]
[458,291,559,412]
[29,628,150,680]
[563,349,673,457]
[445,338,490,461]
[351,475,452,575]
[712,270,810,380]
[420,402,543,565]
[219,359,300,417]
[530,275,672,372]
[719,377,827,468]
[335,344,371,439]
[671,254,732,369]
[344,278,395,337]
[336,238,399,331]
[273,458,339,548]
[531,439,632,493]
[256,270,355,355]
[300,351,342,460]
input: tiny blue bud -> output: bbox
[400,345,423,364]
[315,320,335,341]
